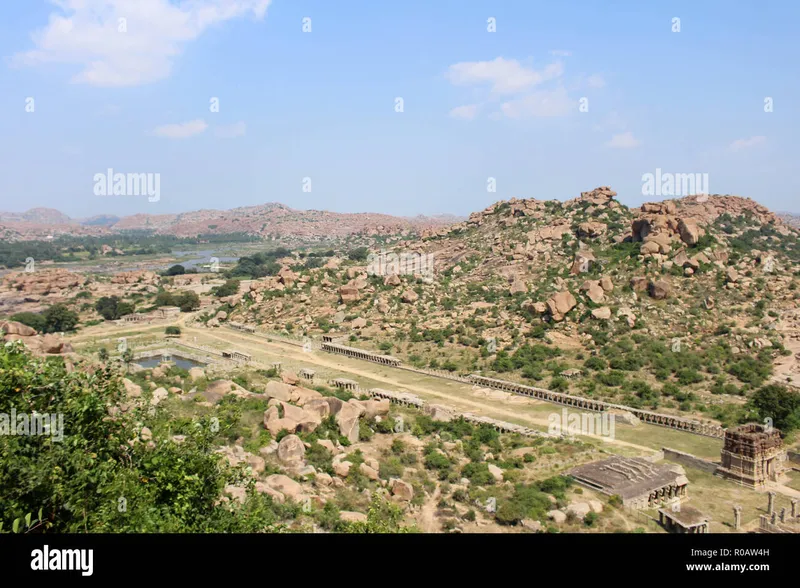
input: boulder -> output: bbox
[305,398,331,419]
[0,321,37,337]
[546,291,577,321]
[150,387,168,406]
[266,417,298,437]
[548,510,567,523]
[591,307,612,320]
[678,219,703,246]
[336,401,365,443]
[567,502,592,519]
[122,378,142,398]
[359,462,380,481]
[363,399,391,418]
[488,464,504,482]
[188,367,205,382]
[263,474,303,501]
[277,434,306,464]
[265,381,293,402]
[401,289,419,304]
[333,461,352,477]
[389,478,414,501]
[648,280,671,300]
[339,286,361,303]
[339,511,367,523]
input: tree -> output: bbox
[95,296,135,320]
[0,341,292,533]
[165,264,186,276]
[98,348,109,362]
[121,348,134,372]
[215,279,240,298]
[165,326,181,335]
[748,384,800,434]
[176,291,200,312]
[43,304,79,333]
[348,247,369,262]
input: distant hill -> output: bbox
[0,203,458,241]
[81,215,121,227]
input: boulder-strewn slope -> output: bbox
[220,188,800,428]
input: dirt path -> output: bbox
[418,484,442,533]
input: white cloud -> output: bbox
[215,121,247,138]
[499,87,575,118]
[448,104,479,120]
[729,136,767,151]
[606,132,640,149]
[152,119,208,139]
[586,74,606,89]
[550,50,572,57]
[446,57,563,95]
[11,0,271,87]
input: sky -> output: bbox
[0,0,798,219]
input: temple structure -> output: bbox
[568,455,689,510]
[716,424,787,488]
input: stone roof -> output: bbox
[658,505,709,528]
[568,455,688,500]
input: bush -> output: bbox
[165,326,181,335]
[42,304,79,333]
[9,312,47,332]
[215,279,240,298]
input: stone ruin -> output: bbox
[716,423,787,488]
[568,455,689,510]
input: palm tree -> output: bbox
[121,349,134,373]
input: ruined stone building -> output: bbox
[568,455,689,509]
[716,424,787,488]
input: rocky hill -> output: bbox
[212,187,800,430]
[0,203,459,241]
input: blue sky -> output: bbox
[1,0,798,219]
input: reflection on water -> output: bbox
[137,357,206,370]
[171,249,238,270]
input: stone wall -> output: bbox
[662,447,719,474]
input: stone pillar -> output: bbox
[733,506,742,530]
[780,508,786,523]
[767,491,776,515]
[771,512,777,525]
[792,499,798,518]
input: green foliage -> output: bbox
[42,304,79,333]
[95,296,135,320]
[228,248,291,278]
[747,384,800,433]
[165,264,186,276]
[347,247,369,262]
[214,279,240,298]
[9,312,47,332]
[0,342,301,533]
[335,495,416,533]
[154,290,200,312]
